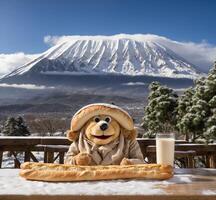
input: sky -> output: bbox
[0,0,216,75]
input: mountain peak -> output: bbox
[3,34,201,79]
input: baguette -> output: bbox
[19,162,173,182]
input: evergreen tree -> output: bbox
[2,116,30,136]
[141,82,178,137]
[176,87,195,141]
[16,116,30,136]
[177,61,216,143]
[202,61,216,142]
[2,117,17,136]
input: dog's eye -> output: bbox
[94,117,100,123]
[105,117,111,123]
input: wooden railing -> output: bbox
[0,137,70,168]
[146,143,216,168]
[0,137,215,168]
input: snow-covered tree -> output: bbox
[16,116,30,136]
[2,117,17,136]
[176,87,195,141]
[141,82,178,137]
[202,61,216,142]
[2,116,30,136]
[177,61,216,143]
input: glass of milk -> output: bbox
[156,133,175,166]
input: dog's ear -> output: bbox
[67,130,79,141]
[122,127,137,140]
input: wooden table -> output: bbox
[0,169,215,200]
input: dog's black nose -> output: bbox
[100,123,108,131]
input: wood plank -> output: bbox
[45,145,69,152]
[1,145,39,151]
[40,137,71,145]
[29,152,39,162]
[209,153,216,168]
[53,153,59,162]
[187,155,195,168]
[147,144,216,153]
[206,153,211,168]
[44,151,48,163]
[59,152,65,164]
[0,137,41,146]
[137,138,188,145]
[11,152,21,168]
[0,151,3,168]
[24,151,31,162]
[46,152,54,163]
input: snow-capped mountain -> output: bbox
[2,34,201,79]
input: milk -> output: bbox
[156,138,175,166]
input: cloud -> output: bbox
[152,37,216,72]
[122,82,147,86]
[0,52,38,77]
[44,34,216,72]
[0,83,54,90]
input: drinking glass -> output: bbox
[156,133,175,166]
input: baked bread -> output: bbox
[20,162,173,182]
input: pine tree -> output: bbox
[141,82,178,137]
[2,116,30,136]
[177,61,216,143]
[16,116,30,136]
[176,87,195,141]
[203,61,216,142]
[2,117,17,136]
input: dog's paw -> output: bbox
[75,153,92,165]
[120,158,134,165]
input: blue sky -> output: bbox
[0,0,216,54]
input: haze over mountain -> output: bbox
[1,34,202,81]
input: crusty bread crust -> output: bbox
[71,104,134,131]
[20,162,173,182]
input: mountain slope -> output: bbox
[2,34,201,79]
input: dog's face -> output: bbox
[84,115,120,145]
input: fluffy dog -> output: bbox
[65,104,144,165]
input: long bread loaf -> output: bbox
[19,162,173,182]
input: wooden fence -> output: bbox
[0,137,215,168]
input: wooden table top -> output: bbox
[0,168,215,200]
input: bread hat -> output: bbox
[67,103,137,141]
